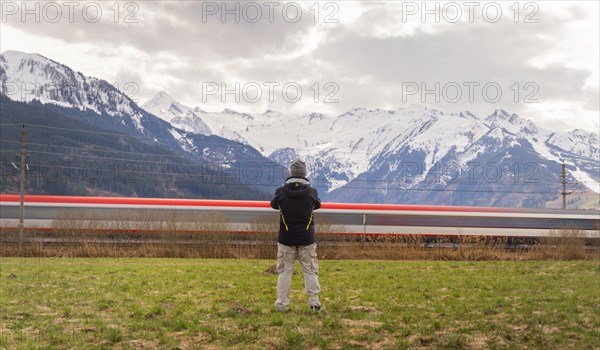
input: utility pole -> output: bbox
[561,160,567,210]
[18,125,26,248]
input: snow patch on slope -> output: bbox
[141,96,600,196]
[169,128,194,153]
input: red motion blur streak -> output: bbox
[0,194,512,213]
[0,194,269,208]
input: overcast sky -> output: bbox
[1,1,598,133]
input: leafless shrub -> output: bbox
[533,228,591,260]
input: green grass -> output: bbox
[1,258,598,349]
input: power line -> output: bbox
[3,143,598,188]
[0,162,574,195]
[6,139,597,186]
[2,124,597,195]
[2,143,596,188]
[2,148,285,170]
[1,123,159,140]
[0,150,581,187]
[2,123,347,156]
[23,150,193,167]
[2,123,273,151]
[0,139,195,161]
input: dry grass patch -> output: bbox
[2,212,598,261]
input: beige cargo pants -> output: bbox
[275,242,321,311]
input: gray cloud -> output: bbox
[315,20,593,113]
[4,1,315,60]
[2,1,598,131]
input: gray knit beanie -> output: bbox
[290,159,307,178]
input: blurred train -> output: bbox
[1,195,598,239]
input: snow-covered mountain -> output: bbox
[0,50,155,132]
[0,50,211,163]
[141,91,212,135]
[142,91,600,207]
[0,50,288,194]
[2,49,596,207]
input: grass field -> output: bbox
[1,258,598,349]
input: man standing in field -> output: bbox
[270,159,322,312]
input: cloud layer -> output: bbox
[1,1,598,132]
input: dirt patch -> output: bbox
[542,325,560,334]
[263,264,278,275]
[171,332,209,350]
[80,326,96,333]
[407,334,434,347]
[346,340,369,348]
[37,304,57,317]
[349,306,381,313]
[341,319,383,328]
[143,311,160,319]
[511,324,531,333]
[348,328,368,336]
[117,339,158,349]
[466,333,488,350]
[263,264,297,275]
[373,338,396,349]
[229,306,251,315]
[345,338,396,349]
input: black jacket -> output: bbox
[270,177,321,246]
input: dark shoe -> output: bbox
[310,304,321,313]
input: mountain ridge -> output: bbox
[0,50,288,197]
[2,50,598,207]
[140,90,599,200]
